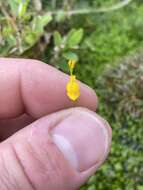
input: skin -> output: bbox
[0,58,112,190]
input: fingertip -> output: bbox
[21,59,98,117]
[0,58,98,119]
[79,84,98,111]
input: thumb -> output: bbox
[0,108,112,190]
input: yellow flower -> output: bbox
[68,60,76,70]
[66,75,80,101]
[66,59,80,101]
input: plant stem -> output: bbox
[49,0,133,15]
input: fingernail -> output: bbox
[51,109,110,172]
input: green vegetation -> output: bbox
[80,52,143,190]
[0,0,143,189]
[1,0,143,75]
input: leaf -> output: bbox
[2,26,14,37]
[8,0,30,18]
[59,62,69,73]
[18,0,30,18]
[63,51,78,61]
[114,163,122,171]
[32,14,52,34]
[137,186,143,190]
[8,0,19,16]
[66,28,84,48]
[39,14,52,27]
[53,31,62,46]
[55,11,66,23]
[24,32,37,46]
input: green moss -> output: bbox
[79,51,143,190]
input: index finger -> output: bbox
[0,58,98,119]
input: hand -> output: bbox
[0,58,112,190]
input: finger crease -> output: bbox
[11,144,37,190]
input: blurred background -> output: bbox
[0,0,143,189]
